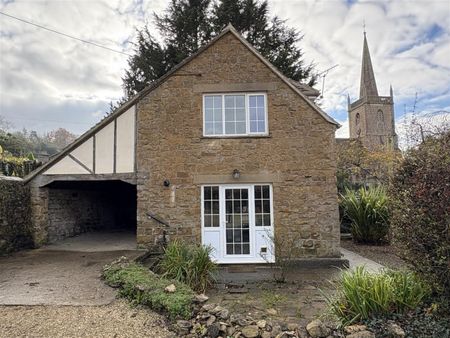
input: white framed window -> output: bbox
[203,93,268,137]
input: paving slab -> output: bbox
[341,247,384,273]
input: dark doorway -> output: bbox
[46,180,136,243]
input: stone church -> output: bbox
[343,32,398,149]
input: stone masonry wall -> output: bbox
[47,188,115,242]
[136,32,340,258]
[0,177,33,254]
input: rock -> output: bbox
[210,305,229,319]
[129,311,138,318]
[271,324,282,336]
[231,314,249,326]
[227,326,237,336]
[306,319,330,338]
[257,320,267,329]
[206,315,216,327]
[202,303,217,312]
[194,293,209,303]
[241,325,260,338]
[206,322,221,338]
[261,332,271,338]
[175,320,192,335]
[287,323,299,331]
[164,284,176,293]
[346,330,376,338]
[266,308,278,316]
[387,322,405,337]
[344,325,367,334]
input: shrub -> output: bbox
[158,240,217,292]
[103,258,194,319]
[390,131,450,300]
[340,186,389,244]
[327,267,430,326]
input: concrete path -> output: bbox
[341,247,384,273]
[0,232,143,306]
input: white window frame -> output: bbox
[201,184,274,264]
[202,93,269,137]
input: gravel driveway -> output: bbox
[0,233,173,337]
[0,300,174,338]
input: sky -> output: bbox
[0,0,449,143]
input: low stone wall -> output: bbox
[0,176,33,254]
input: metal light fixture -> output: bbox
[232,169,240,179]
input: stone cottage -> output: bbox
[24,25,340,264]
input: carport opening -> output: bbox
[46,180,137,243]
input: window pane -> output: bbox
[204,187,211,200]
[225,109,234,121]
[205,96,214,109]
[227,244,233,254]
[203,186,219,227]
[236,122,246,134]
[205,122,214,135]
[225,95,234,107]
[255,214,263,226]
[214,96,222,109]
[236,95,245,108]
[212,215,220,227]
[255,186,261,199]
[257,121,265,132]
[243,243,250,254]
[250,107,257,120]
[262,185,270,198]
[225,122,235,134]
[205,109,213,122]
[263,214,271,226]
[234,244,242,254]
[249,96,257,108]
[214,122,222,134]
[255,200,262,213]
[234,230,241,242]
[243,230,249,242]
[212,187,219,199]
[214,109,222,121]
[257,95,265,107]
[236,108,246,121]
[226,230,233,242]
[263,200,270,213]
[257,107,265,120]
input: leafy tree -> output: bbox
[120,0,316,100]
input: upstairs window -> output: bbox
[203,93,268,136]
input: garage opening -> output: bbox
[46,180,136,244]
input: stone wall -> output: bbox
[29,180,137,244]
[0,176,33,254]
[47,188,115,242]
[135,31,340,258]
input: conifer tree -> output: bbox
[120,0,315,100]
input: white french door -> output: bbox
[201,184,274,264]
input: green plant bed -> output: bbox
[103,258,194,319]
[326,266,430,326]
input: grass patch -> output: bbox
[103,257,194,319]
[262,290,287,308]
[326,266,430,326]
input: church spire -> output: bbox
[359,32,378,98]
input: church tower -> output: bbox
[348,32,398,149]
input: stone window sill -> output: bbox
[200,135,272,140]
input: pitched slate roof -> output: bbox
[24,24,339,183]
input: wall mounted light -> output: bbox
[163,179,170,187]
[232,169,240,179]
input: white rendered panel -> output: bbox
[70,137,93,171]
[44,156,90,175]
[116,106,135,173]
[95,122,114,174]
[202,230,221,262]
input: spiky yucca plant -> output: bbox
[340,186,389,243]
